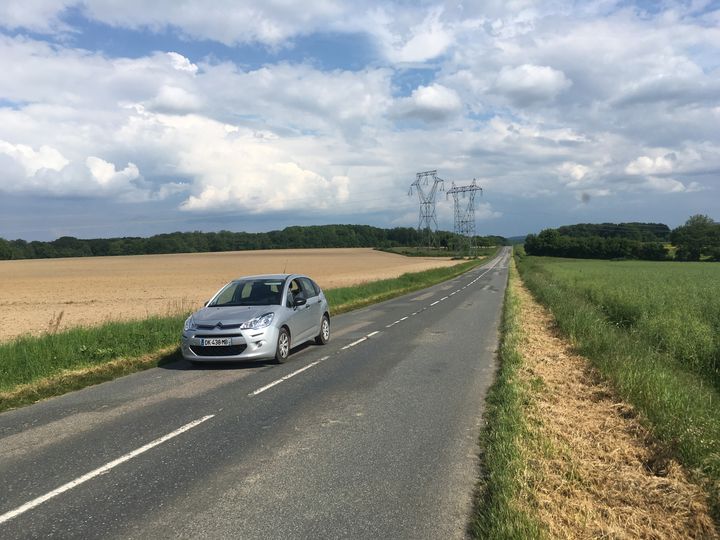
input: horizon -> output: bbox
[1,1,718,241]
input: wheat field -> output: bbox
[0,248,460,341]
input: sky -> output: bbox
[0,1,718,241]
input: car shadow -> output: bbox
[157,341,318,371]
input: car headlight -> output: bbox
[241,312,274,330]
[184,316,196,332]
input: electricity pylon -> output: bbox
[446,179,483,252]
[408,170,444,248]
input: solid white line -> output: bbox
[341,337,367,350]
[430,300,440,306]
[249,358,327,396]
[0,414,215,525]
[367,331,379,338]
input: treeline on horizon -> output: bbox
[0,225,507,261]
[524,216,720,261]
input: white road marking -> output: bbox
[441,296,449,301]
[366,331,379,338]
[0,415,215,525]
[430,300,440,306]
[341,337,367,350]
[399,316,408,321]
[385,323,395,328]
[249,357,329,396]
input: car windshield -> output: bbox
[209,278,285,307]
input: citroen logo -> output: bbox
[215,322,223,329]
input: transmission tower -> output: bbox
[408,170,444,248]
[446,179,483,250]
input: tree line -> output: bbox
[0,225,507,261]
[524,215,720,261]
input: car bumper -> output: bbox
[181,326,280,362]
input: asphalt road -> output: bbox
[0,247,511,539]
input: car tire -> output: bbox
[275,327,290,363]
[315,315,330,345]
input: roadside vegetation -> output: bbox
[0,255,493,412]
[470,259,545,539]
[516,250,720,521]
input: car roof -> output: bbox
[231,273,306,282]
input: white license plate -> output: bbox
[200,337,231,346]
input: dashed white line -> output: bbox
[367,331,379,338]
[399,316,408,321]
[0,414,215,525]
[441,296,449,301]
[249,357,328,396]
[341,337,367,350]
[430,300,440,306]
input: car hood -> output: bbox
[192,305,278,327]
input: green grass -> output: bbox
[516,254,720,520]
[326,257,489,314]
[0,257,491,411]
[470,260,546,539]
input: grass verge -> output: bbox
[516,253,720,523]
[326,257,489,314]
[0,256,491,412]
[470,258,545,539]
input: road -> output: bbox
[0,247,511,539]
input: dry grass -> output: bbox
[515,279,718,539]
[0,248,461,342]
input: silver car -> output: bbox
[181,274,330,364]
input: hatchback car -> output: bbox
[181,274,330,364]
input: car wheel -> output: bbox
[315,315,330,345]
[275,327,290,363]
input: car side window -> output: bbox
[287,279,304,305]
[299,277,317,299]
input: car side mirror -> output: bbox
[293,297,307,307]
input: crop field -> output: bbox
[516,255,720,518]
[522,258,720,385]
[0,248,461,342]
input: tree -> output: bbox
[670,215,720,261]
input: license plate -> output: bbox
[200,337,231,346]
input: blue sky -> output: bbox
[0,0,719,241]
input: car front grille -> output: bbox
[190,344,248,357]
[194,334,242,338]
[196,323,242,330]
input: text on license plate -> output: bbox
[200,337,231,346]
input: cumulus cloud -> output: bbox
[0,140,68,175]
[625,154,676,175]
[382,8,454,63]
[494,64,572,105]
[394,84,462,122]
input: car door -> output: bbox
[298,277,322,336]
[286,278,314,342]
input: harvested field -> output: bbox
[0,248,461,342]
[515,277,718,539]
